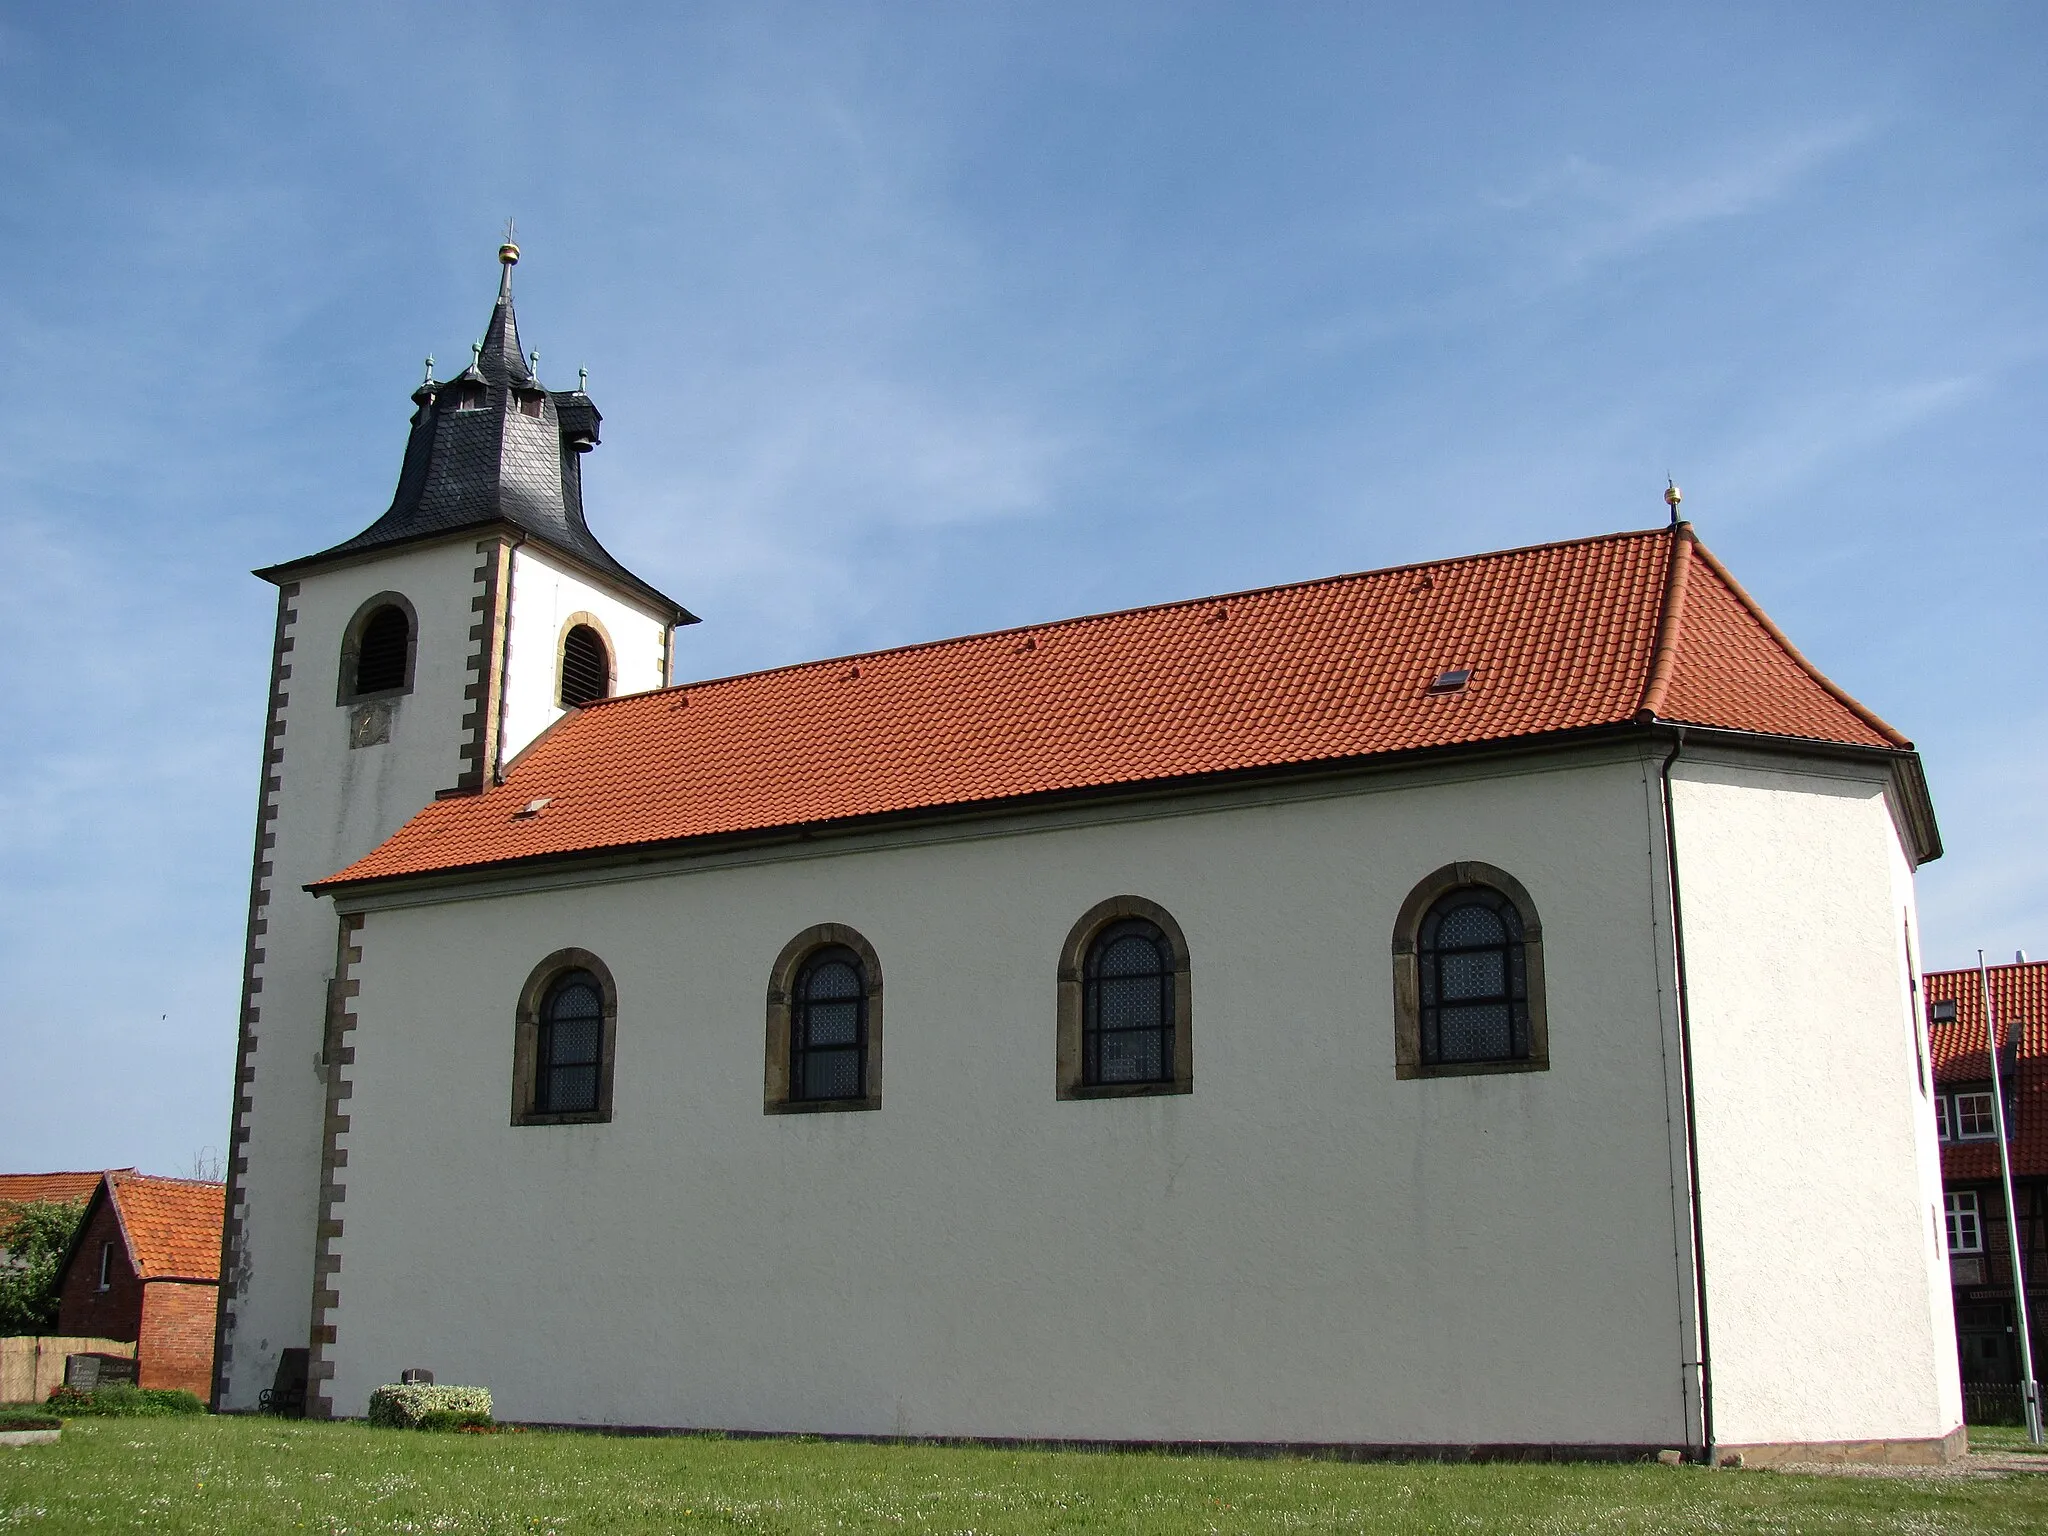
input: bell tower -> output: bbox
[214,243,694,1411]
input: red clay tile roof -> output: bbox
[320,524,1910,889]
[105,1173,224,1283]
[1928,961,2048,1182]
[0,1170,130,1208]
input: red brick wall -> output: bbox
[138,1281,218,1396]
[55,1200,140,1343]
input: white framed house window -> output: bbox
[1955,1091,1999,1140]
[1935,1095,1951,1141]
[97,1240,113,1291]
[1945,1192,1983,1254]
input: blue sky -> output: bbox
[1,3,2042,1176]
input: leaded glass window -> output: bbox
[1418,887,1529,1066]
[792,946,867,1101]
[536,970,604,1114]
[1083,919,1173,1086]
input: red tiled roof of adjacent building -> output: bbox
[0,1170,131,1208]
[103,1173,225,1284]
[1927,961,2048,1181]
[319,523,1911,889]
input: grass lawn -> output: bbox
[2,1416,2044,1534]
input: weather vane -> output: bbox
[422,355,434,385]
[1665,477,1683,525]
[499,217,520,267]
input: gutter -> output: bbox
[1659,726,1717,1463]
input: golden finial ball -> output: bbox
[499,241,521,266]
[1664,483,1683,507]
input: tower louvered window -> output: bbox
[1418,887,1529,1065]
[560,624,610,708]
[354,605,411,695]
[1083,919,1174,1085]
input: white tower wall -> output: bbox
[1673,750,1963,1461]
[220,534,673,1409]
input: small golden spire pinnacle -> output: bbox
[499,217,520,267]
[1664,478,1683,524]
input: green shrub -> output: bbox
[44,1384,204,1417]
[366,1383,493,1429]
[0,1199,87,1334]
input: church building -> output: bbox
[217,245,1964,1464]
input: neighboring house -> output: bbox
[219,245,1961,1464]
[1926,961,2046,1393]
[0,1172,124,1272]
[57,1173,225,1396]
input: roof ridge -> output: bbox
[1679,537,1911,749]
[599,525,1677,708]
[1634,524,1692,721]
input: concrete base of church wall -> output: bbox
[1672,750,1963,1453]
[1715,1424,1969,1467]
[320,749,1707,1445]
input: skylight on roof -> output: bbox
[1428,669,1472,695]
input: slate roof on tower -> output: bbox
[257,250,692,623]
[317,522,1936,890]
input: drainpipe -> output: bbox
[1660,727,1717,1463]
[492,537,525,784]
[1978,953,2044,1442]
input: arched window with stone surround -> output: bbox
[558,620,612,708]
[1391,863,1549,1079]
[1056,896,1193,1100]
[336,592,418,704]
[764,925,884,1113]
[512,949,618,1125]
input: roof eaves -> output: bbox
[1638,720,1941,864]
[312,719,1660,898]
[256,523,696,626]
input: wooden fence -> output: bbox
[0,1336,135,1403]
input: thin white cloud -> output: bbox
[1488,120,1876,274]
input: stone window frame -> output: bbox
[1057,895,1193,1101]
[335,591,419,705]
[555,611,617,709]
[764,924,883,1115]
[1391,861,1549,1080]
[511,948,619,1126]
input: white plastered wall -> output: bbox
[225,539,488,1409]
[1672,751,1962,1450]
[321,751,1713,1444]
[497,544,670,770]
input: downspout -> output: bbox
[1660,726,1716,1464]
[492,537,525,784]
[1639,520,1714,1462]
